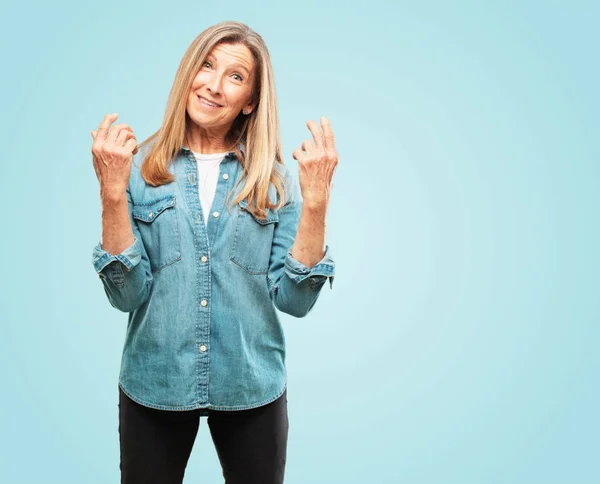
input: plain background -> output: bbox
[1,1,598,482]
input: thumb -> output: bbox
[91,130,96,139]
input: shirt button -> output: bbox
[201,299,207,307]
[222,173,229,180]
[213,211,219,217]
[148,211,153,218]
[201,255,207,263]
[200,345,207,352]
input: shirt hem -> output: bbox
[118,378,287,412]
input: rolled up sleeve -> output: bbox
[267,169,336,318]
[284,245,335,290]
[93,235,142,275]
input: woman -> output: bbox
[90,21,338,484]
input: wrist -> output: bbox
[302,198,328,212]
[301,191,329,209]
[100,184,127,203]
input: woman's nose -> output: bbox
[207,73,223,95]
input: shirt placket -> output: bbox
[182,149,238,404]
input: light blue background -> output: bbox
[1,1,598,482]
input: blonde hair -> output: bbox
[137,21,292,220]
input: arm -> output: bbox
[291,201,328,269]
[267,173,335,318]
[92,184,153,312]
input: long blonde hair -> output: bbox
[137,21,292,220]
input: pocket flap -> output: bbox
[132,194,177,222]
[239,199,279,225]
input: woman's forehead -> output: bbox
[208,43,255,72]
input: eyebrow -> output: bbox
[206,54,251,75]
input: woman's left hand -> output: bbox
[292,116,339,210]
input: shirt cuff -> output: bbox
[284,245,336,289]
[92,236,142,274]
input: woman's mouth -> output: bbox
[198,95,222,108]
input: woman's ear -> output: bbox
[242,100,257,115]
[243,91,259,115]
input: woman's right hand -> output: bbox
[91,113,139,197]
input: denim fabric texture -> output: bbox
[92,143,335,411]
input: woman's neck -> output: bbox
[185,127,232,154]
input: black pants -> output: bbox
[118,386,288,484]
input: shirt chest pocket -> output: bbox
[230,199,279,275]
[132,194,182,272]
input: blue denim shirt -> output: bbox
[92,144,335,412]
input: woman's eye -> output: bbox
[203,61,211,68]
[232,73,243,81]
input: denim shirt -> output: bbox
[92,144,335,412]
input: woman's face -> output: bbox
[186,42,257,133]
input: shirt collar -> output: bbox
[181,141,245,158]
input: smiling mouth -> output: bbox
[198,95,223,108]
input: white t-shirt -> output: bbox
[191,150,229,226]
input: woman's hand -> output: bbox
[292,116,339,210]
[91,113,139,198]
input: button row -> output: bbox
[194,172,227,357]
